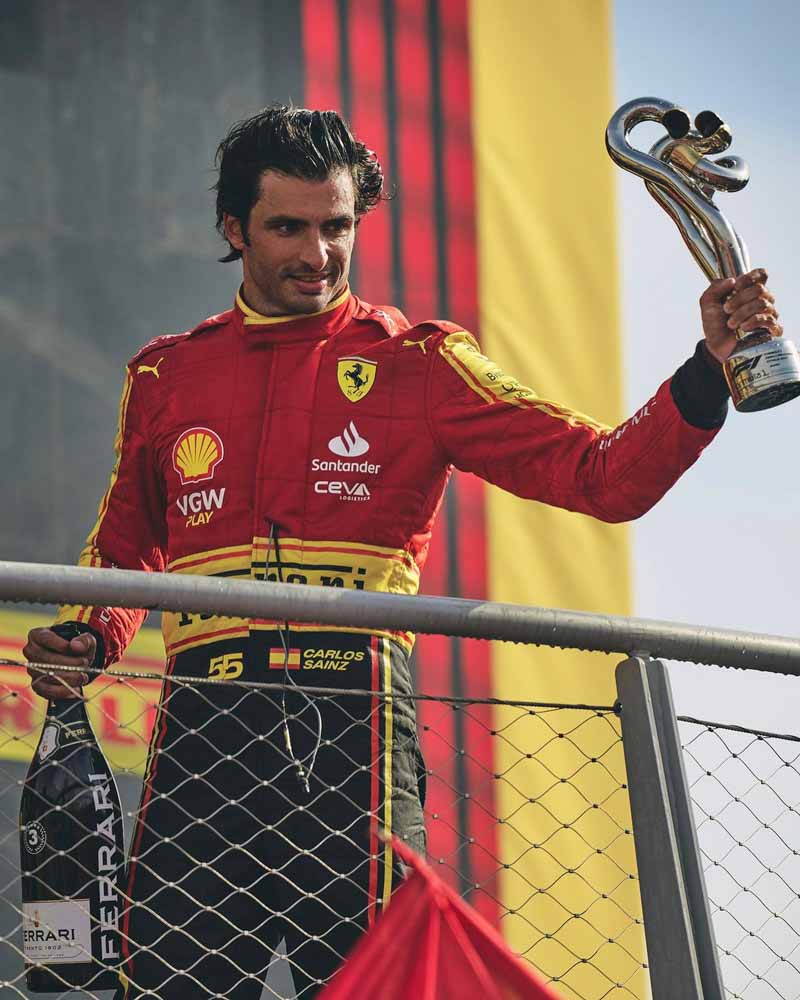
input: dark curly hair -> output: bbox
[214,106,384,262]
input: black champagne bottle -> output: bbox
[19,636,124,992]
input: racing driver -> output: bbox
[25,106,783,999]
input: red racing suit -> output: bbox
[55,288,728,998]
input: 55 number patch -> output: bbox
[208,652,244,681]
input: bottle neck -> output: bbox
[735,328,772,349]
[46,697,90,728]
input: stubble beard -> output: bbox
[244,252,349,317]
[282,270,348,315]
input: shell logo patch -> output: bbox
[337,357,376,402]
[172,427,224,485]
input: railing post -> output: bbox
[641,657,726,1000]
[616,656,706,1000]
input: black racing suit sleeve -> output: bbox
[670,340,730,430]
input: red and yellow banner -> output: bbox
[471,2,643,994]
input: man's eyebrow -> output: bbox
[263,213,355,225]
[264,214,306,225]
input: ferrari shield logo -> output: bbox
[337,357,377,402]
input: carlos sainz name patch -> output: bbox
[268,648,366,672]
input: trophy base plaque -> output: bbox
[724,337,800,412]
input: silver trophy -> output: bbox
[606,97,800,412]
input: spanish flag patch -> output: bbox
[268,648,300,670]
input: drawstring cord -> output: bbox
[265,523,322,795]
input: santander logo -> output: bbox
[328,421,369,457]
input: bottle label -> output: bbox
[38,718,93,763]
[22,899,92,964]
[38,724,60,762]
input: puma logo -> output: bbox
[137,357,165,378]
[402,336,433,355]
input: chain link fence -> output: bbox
[680,717,800,1000]
[4,672,800,998]
[1,662,647,999]
[2,565,800,999]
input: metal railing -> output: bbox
[1,561,799,673]
[0,560,798,999]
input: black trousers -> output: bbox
[115,633,425,999]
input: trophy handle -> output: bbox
[643,180,720,280]
[608,97,800,412]
[606,98,748,278]
[643,134,752,281]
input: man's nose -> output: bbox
[298,232,329,271]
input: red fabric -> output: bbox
[301,0,341,110]
[56,295,720,663]
[319,836,562,1000]
[348,0,393,307]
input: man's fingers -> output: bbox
[23,628,95,668]
[31,680,87,700]
[740,315,783,337]
[701,269,770,308]
[23,644,92,668]
[723,284,774,312]
[29,669,88,700]
[727,300,779,330]
[69,633,97,663]
[730,267,768,292]
[700,277,736,307]
[24,626,96,699]
[25,627,73,656]
[700,268,779,361]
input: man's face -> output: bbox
[224,168,357,317]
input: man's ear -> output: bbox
[223,213,247,251]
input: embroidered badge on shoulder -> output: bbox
[337,357,377,402]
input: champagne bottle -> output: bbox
[19,625,124,993]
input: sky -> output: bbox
[613,0,800,730]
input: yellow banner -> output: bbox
[470,1,645,996]
[0,608,163,773]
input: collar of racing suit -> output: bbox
[233,285,359,341]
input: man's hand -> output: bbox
[23,628,96,700]
[700,268,782,364]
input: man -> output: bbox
[25,106,782,998]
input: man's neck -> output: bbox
[238,282,350,322]
[238,282,283,318]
